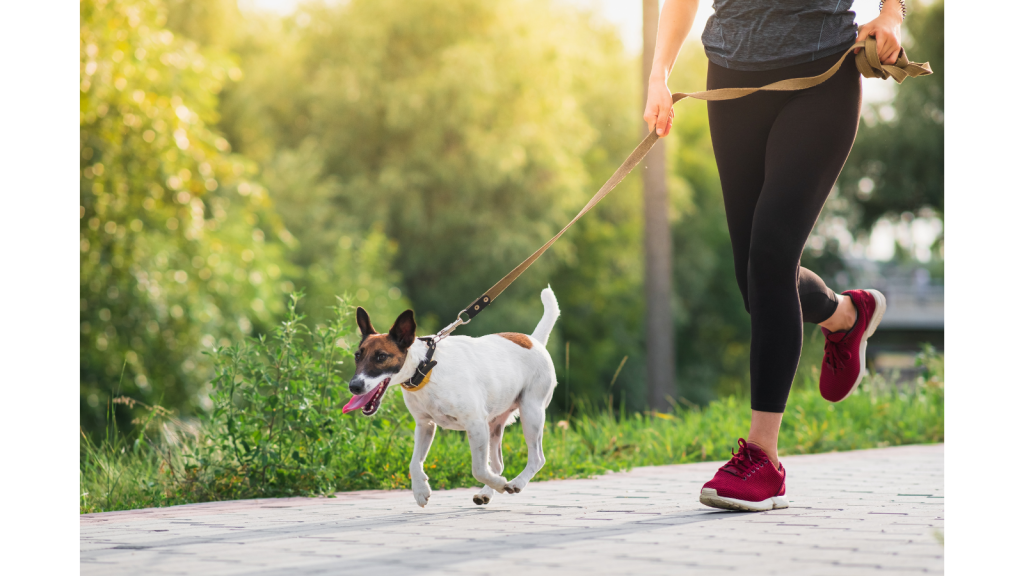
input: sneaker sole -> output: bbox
[699,488,789,512]
[833,289,887,403]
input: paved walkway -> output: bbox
[81,444,943,575]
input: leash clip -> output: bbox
[410,309,469,387]
[433,310,471,343]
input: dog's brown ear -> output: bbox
[388,310,416,350]
[356,307,376,340]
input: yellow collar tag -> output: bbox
[400,367,432,392]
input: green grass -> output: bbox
[81,361,943,514]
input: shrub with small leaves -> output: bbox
[180,293,359,498]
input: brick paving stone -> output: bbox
[81,443,943,575]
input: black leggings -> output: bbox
[706,51,861,413]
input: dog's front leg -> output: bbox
[409,420,436,507]
[466,421,509,493]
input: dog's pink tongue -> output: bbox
[342,391,374,414]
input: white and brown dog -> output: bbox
[344,288,560,507]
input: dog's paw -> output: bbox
[414,492,430,507]
[472,494,490,505]
[506,477,529,494]
[413,484,431,507]
[484,476,509,493]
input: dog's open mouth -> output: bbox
[342,378,391,416]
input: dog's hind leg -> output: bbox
[506,397,547,494]
[466,420,509,493]
[410,420,436,507]
[473,419,506,505]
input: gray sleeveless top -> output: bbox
[701,0,858,71]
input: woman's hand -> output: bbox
[855,3,903,65]
[644,81,675,137]
[641,0,699,138]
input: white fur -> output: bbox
[383,287,559,507]
[531,286,559,345]
[354,371,391,391]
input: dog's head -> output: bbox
[343,307,417,416]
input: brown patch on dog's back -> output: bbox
[497,333,533,349]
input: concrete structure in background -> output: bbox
[837,259,944,377]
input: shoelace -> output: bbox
[722,438,765,478]
[823,337,852,374]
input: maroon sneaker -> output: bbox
[819,289,887,402]
[699,438,788,512]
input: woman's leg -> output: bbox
[798,243,857,332]
[706,66,786,318]
[707,61,853,328]
[708,54,861,467]
[745,54,862,434]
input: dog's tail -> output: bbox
[530,286,560,346]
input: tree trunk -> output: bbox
[642,0,676,412]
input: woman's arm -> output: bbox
[643,0,701,138]
[855,0,904,65]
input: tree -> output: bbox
[837,0,944,230]
[80,0,291,431]
[642,0,677,412]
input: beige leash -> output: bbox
[432,36,931,341]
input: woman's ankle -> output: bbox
[819,293,857,333]
[749,410,783,468]
[746,439,780,469]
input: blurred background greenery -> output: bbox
[81,0,943,435]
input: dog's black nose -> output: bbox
[349,380,362,395]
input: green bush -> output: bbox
[80,0,295,432]
[181,293,353,498]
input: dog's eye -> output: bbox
[375,352,388,363]
[354,351,363,361]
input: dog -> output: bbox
[344,287,560,507]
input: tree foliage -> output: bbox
[838,0,944,228]
[80,0,302,434]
